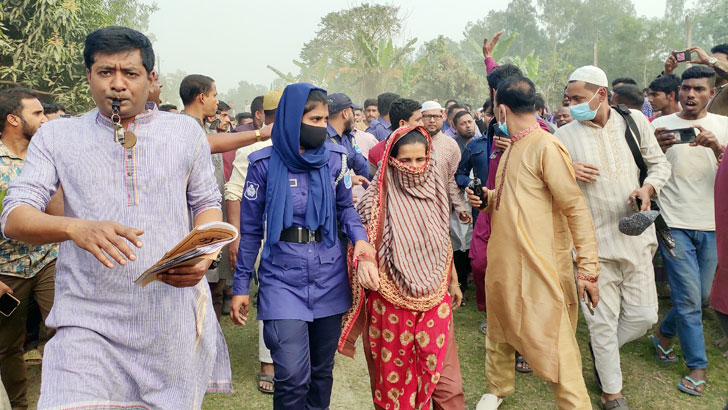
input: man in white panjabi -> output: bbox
[555,66,671,409]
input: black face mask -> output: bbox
[300,123,328,149]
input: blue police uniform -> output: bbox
[365,115,392,141]
[234,143,367,409]
[326,124,369,180]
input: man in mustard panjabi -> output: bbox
[468,76,600,410]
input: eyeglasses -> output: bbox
[422,114,442,120]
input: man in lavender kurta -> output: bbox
[1,26,231,409]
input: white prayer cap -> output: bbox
[568,65,608,88]
[421,101,443,112]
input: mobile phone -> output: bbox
[472,178,486,210]
[659,127,697,144]
[585,292,595,315]
[0,293,20,317]
[672,50,692,63]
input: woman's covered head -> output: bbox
[300,89,329,149]
[390,129,428,168]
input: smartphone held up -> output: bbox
[672,50,692,63]
[659,127,698,144]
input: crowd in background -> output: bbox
[0,24,727,410]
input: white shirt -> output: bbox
[224,139,273,201]
[555,108,671,261]
[652,112,728,230]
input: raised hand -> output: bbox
[482,31,504,59]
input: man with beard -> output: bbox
[452,110,476,153]
[326,93,369,181]
[0,88,62,410]
[422,101,472,222]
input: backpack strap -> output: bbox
[612,105,677,254]
[613,104,647,185]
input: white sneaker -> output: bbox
[475,393,503,410]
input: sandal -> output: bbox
[23,348,42,366]
[598,397,630,409]
[677,376,706,396]
[479,319,487,335]
[515,352,532,373]
[651,335,678,363]
[256,373,274,394]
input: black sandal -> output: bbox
[515,352,532,373]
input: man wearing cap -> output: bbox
[326,93,369,182]
[555,65,671,409]
[223,88,281,395]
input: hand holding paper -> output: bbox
[134,221,238,287]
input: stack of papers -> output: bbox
[134,221,238,287]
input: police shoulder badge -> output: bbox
[344,173,352,189]
[244,181,259,200]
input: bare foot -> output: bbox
[680,369,707,394]
[716,336,728,348]
[723,349,728,358]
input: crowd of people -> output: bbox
[0,24,726,410]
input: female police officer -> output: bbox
[230,83,377,409]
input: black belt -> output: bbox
[280,227,322,243]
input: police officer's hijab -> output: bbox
[263,83,337,257]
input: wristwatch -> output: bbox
[708,57,718,67]
[255,129,262,142]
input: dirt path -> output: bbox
[329,339,375,409]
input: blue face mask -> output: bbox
[569,91,602,121]
[498,109,510,137]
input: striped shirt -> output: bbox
[555,108,671,261]
[1,104,232,409]
[431,132,468,214]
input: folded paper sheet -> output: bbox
[134,221,238,287]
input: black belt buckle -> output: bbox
[283,226,321,243]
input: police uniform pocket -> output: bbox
[317,244,341,266]
[270,253,306,288]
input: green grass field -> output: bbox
[26,286,728,409]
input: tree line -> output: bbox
[2,0,726,113]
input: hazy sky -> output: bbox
[147,0,679,93]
